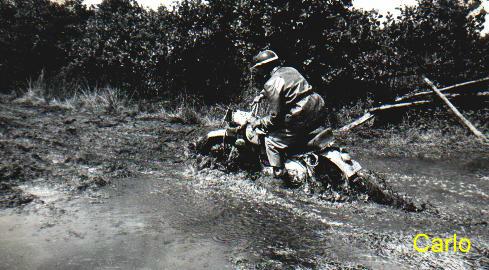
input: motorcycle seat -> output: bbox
[306,128,334,150]
[285,127,334,157]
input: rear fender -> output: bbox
[323,150,362,179]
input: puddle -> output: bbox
[1,155,488,269]
[18,184,65,204]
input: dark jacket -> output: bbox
[259,66,325,134]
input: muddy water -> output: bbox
[358,154,489,218]
[0,167,233,269]
[1,155,488,269]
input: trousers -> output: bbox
[264,131,300,168]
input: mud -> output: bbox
[0,100,193,209]
[191,132,423,212]
[1,99,488,269]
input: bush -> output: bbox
[380,0,488,93]
[64,0,163,96]
[0,0,91,91]
[1,0,487,108]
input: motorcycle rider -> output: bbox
[250,50,325,178]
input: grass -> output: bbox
[147,101,223,126]
[333,97,376,128]
[53,87,130,113]
[336,105,489,159]
[10,74,489,159]
[15,85,132,114]
[12,74,225,127]
[12,73,131,114]
[12,73,48,106]
[15,85,223,126]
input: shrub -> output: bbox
[64,0,165,97]
[1,0,488,108]
[0,0,91,91]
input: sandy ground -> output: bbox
[0,99,488,269]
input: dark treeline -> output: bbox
[0,0,488,105]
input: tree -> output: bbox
[0,0,90,91]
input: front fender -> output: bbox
[198,129,235,153]
[207,129,227,139]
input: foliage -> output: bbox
[0,0,91,91]
[380,0,487,92]
[64,0,164,97]
[0,0,487,106]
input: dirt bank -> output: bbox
[0,97,196,209]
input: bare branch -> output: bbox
[422,76,488,142]
[395,77,489,102]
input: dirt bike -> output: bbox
[198,97,362,188]
[195,98,422,211]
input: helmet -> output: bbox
[251,50,279,69]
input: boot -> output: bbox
[273,167,287,178]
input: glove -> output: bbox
[250,119,261,130]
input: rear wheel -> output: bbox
[355,170,423,212]
[305,156,349,196]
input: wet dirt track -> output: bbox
[0,101,488,269]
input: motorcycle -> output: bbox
[198,98,363,187]
[194,98,422,211]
